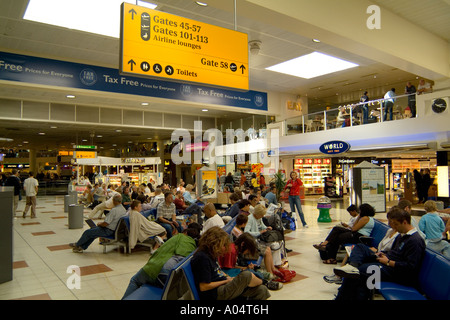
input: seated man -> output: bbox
[86,191,116,219]
[173,190,202,223]
[156,192,182,239]
[220,193,241,224]
[70,194,126,253]
[149,188,165,209]
[201,203,225,235]
[122,223,201,299]
[334,207,425,300]
[264,186,278,206]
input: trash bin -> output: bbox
[68,204,84,229]
[64,194,77,213]
[317,196,332,223]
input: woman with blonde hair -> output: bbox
[284,171,308,228]
[191,227,270,300]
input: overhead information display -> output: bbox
[120,3,249,91]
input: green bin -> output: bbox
[317,196,332,223]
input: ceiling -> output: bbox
[0,0,448,153]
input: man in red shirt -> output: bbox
[174,191,203,224]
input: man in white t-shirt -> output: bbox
[201,203,224,235]
[23,172,39,218]
[417,79,433,95]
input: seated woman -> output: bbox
[324,206,399,284]
[244,205,287,276]
[191,227,271,300]
[315,203,376,264]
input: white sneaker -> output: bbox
[155,236,164,245]
[303,224,309,228]
[333,264,360,279]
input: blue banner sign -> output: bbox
[0,51,267,111]
[319,140,351,155]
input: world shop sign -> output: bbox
[319,140,351,155]
[0,51,267,111]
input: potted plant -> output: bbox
[272,171,287,201]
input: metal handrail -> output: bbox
[284,92,417,135]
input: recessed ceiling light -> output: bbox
[312,39,321,43]
[38,132,45,135]
[115,129,122,132]
[112,144,117,146]
[66,95,76,99]
[266,52,359,79]
[141,102,149,106]
[50,126,58,129]
[202,109,209,112]
[97,135,103,138]
[23,141,29,144]
[195,1,208,6]
[82,139,87,142]
[24,0,157,38]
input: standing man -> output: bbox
[405,82,417,117]
[360,91,369,124]
[23,172,39,218]
[5,169,21,215]
[383,88,396,121]
[422,168,432,202]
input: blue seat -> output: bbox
[380,248,450,300]
[222,215,237,235]
[141,208,157,220]
[123,252,199,300]
[100,217,129,254]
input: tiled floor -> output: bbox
[0,194,415,300]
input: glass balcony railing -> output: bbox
[285,93,416,135]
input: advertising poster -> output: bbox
[361,168,386,212]
[200,170,217,199]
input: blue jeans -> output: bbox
[288,195,307,226]
[158,218,182,238]
[383,101,394,121]
[121,268,155,299]
[361,105,368,124]
[76,226,114,250]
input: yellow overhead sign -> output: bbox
[120,3,249,90]
[74,151,97,159]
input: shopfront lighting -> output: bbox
[24,0,157,38]
[266,52,358,79]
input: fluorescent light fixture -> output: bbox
[266,52,358,79]
[66,95,76,99]
[24,0,157,38]
[202,109,209,112]
[195,2,208,6]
